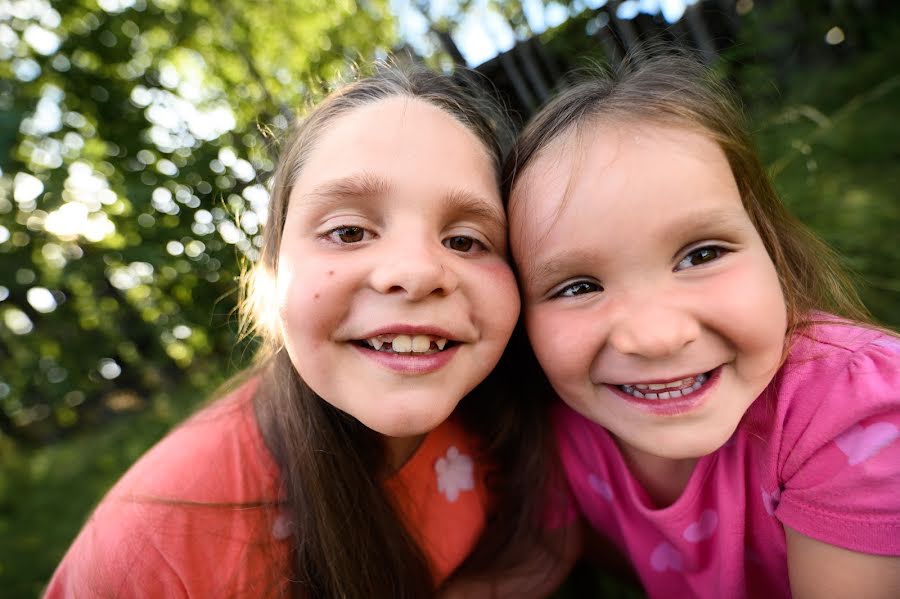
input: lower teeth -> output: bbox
[620,373,708,399]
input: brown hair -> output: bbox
[504,48,872,343]
[239,64,551,598]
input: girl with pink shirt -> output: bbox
[506,52,900,597]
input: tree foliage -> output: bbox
[0,0,395,442]
[729,1,900,329]
[2,0,898,448]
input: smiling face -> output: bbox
[510,122,787,463]
[276,96,520,443]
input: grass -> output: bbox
[0,395,199,598]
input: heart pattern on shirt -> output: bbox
[650,541,684,572]
[834,422,898,466]
[587,473,614,502]
[761,486,781,516]
[683,509,718,542]
[872,338,900,353]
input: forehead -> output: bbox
[297,96,494,187]
[285,96,505,234]
[509,122,745,283]
[510,122,737,240]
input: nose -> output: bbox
[369,239,458,300]
[607,300,699,359]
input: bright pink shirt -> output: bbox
[45,381,490,597]
[553,322,900,598]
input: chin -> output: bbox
[367,403,456,439]
[658,441,720,460]
[649,428,737,460]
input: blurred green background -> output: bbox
[1,1,898,596]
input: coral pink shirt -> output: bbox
[45,382,489,597]
[553,322,900,598]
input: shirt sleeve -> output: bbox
[44,492,289,598]
[43,387,289,598]
[775,335,900,555]
[44,498,191,598]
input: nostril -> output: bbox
[368,251,458,298]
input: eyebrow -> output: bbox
[303,172,506,232]
[661,208,748,243]
[525,248,600,291]
[442,188,507,235]
[304,172,391,206]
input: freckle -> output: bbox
[328,270,334,276]
[314,293,320,300]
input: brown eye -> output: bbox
[444,236,476,252]
[334,226,365,243]
[556,280,603,298]
[677,246,725,270]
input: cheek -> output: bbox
[474,260,521,337]
[275,256,345,339]
[749,261,788,366]
[525,304,595,381]
[738,257,786,326]
[713,256,787,363]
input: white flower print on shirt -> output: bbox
[272,510,293,540]
[435,446,475,502]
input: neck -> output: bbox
[383,433,426,472]
[616,441,698,508]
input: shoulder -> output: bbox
[45,379,289,598]
[773,319,900,426]
[760,320,900,555]
[785,316,897,372]
[118,378,278,501]
[778,321,900,410]
[763,319,900,460]
[788,317,895,360]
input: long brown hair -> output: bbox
[239,64,551,598]
[504,48,873,343]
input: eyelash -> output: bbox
[675,244,729,270]
[444,235,491,254]
[326,226,371,244]
[324,227,487,254]
[550,244,729,299]
[554,280,603,298]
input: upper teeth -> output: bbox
[635,377,696,391]
[365,334,448,353]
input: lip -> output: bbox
[605,366,723,416]
[357,324,458,341]
[353,343,460,375]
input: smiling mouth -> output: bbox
[617,371,713,400]
[354,333,456,355]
